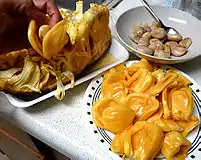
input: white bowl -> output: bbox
[116,6,201,64]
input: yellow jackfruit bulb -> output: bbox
[28,20,43,56]
[92,98,135,133]
[42,20,69,59]
[146,71,178,96]
[171,87,193,121]
[128,69,154,93]
[176,114,199,137]
[101,67,127,102]
[111,121,164,160]
[126,93,159,121]
[152,118,184,132]
[147,105,164,122]
[167,70,191,86]
[152,69,165,83]
[161,131,191,160]
[39,25,49,42]
[128,58,154,75]
[111,126,131,156]
[131,121,164,160]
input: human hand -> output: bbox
[0,0,62,54]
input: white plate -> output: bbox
[1,38,129,108]
[83,60,201,160]
[116,6,201,64]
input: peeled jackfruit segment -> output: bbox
[102,65,126,83]
[152,69,165,83]
[125,93,159,121]
[176,114,199,137]
[28,20,43,56]
[39,25,49,41]
[111,63,127,72]
[167,70,191,86]
[153,118,184,132]
[111,126,132,156]
[131,121,164,160]
[111,121,164,160]
[162,81,193,121]
[127,68,154,93]
[92,97,135,133]
[171,87,193,121]
[161,80,178,119]
[42,20,69,59]
[161,131,191,160]
[146,71,178,96]
[125,69,141,87]
[147,104,164,122]
[147,105,184,132]
[128,58,155,75]
[101,66,128,102]
[102,68,126,93]
[102,82,128,103]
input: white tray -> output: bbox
[0,38,129,108]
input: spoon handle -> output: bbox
[139,0,165,28]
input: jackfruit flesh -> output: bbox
[0,1,112,100]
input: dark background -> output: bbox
[54,0,105,11]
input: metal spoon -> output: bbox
[140,0,182,40]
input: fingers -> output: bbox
[28,48,40,56]
[25,6,49,26]
[45,0,62,27]
[33,0,62,27]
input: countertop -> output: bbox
[0,0,201,160]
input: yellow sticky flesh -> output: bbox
[28,20,43,56]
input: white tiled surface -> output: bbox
[0,0,201,160]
